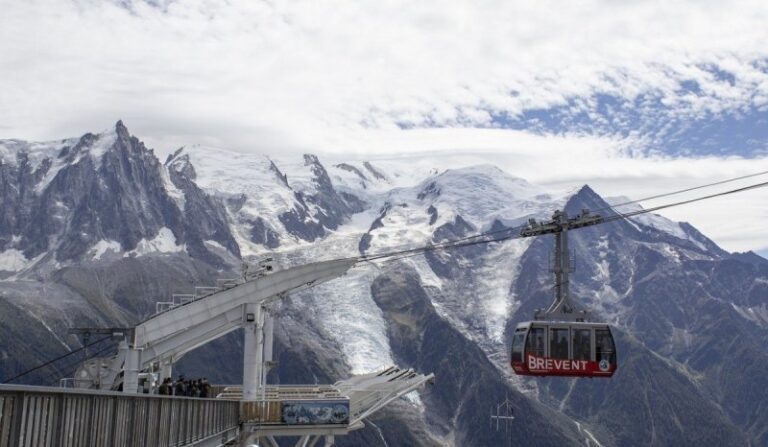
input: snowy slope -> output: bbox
[361,165,561,254]
[0,138,76,170]
[606,196,708,250]
[0,130,117,194]
[165,146,300,256]
[343,165,568,381]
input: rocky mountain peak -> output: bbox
[564,184,607,214]
[165,148,197,180]
[268,159,289,186]
[0,123,247,269]
[114,119,128,136]
[301,153,335,191]
[303,153,321,166]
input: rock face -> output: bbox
[165,152,240,264]
[504,187,751,446]
[0,121,230,267]
[1,122,767,446]
[371,265,583,446]
[276,154,365,243]
[504,186,760,446]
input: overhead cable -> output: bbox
[355,178,768,265]
[1,335,112,383]
[594,168,768,213]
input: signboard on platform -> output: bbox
[281,400,350,425]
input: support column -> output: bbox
[264,311,275,382]
[122,344,141,394]
[159,358,173,382]
[264,313,274,364]
[324,435,335,447]
[243,303,264,400]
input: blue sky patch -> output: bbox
[493,91,768,158]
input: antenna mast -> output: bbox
[490,395,516,446]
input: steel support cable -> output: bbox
[357,172,768,265]
[357,221,530,262]
[601,179,768,225]
[354,171,768,265]
[1,335,112,383]
[354,179,768,266]
[358,223,527,263]
[44,342,119,385]
[360,225,530,268]
[366,231,529,268]
[590,168,768,214]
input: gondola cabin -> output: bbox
[510,321,617,378]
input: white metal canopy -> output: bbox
[133,259,357,362]
[120,258,357,393]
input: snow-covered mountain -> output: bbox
[1,122,766,446]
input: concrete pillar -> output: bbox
[324,435,335,447]
[243,303,264,400]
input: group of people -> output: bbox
[157,376,212,398]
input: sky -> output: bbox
[1,0,767,255]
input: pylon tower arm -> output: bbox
[520,208,603,321]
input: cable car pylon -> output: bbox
[511,208,617,378]
[521,209,602,321]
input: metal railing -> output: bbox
[153,259,277,316]
[0,385,239,447]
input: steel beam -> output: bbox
[123,345,140,394]
[139,305,244,368]
[134,259,356,348]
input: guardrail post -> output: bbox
[127,397,136,447]
[15,392,27,447]
[84,394,95,447]
[143,398,151,447]
[155,399,163,447]
[52,393,64,447]
[108,395,117,447]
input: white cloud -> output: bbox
[2,0,768,146]
[1,0,768,252]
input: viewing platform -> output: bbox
[0,260,436,446]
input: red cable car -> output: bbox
[510,209,618,378]
[510,321,616,377]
